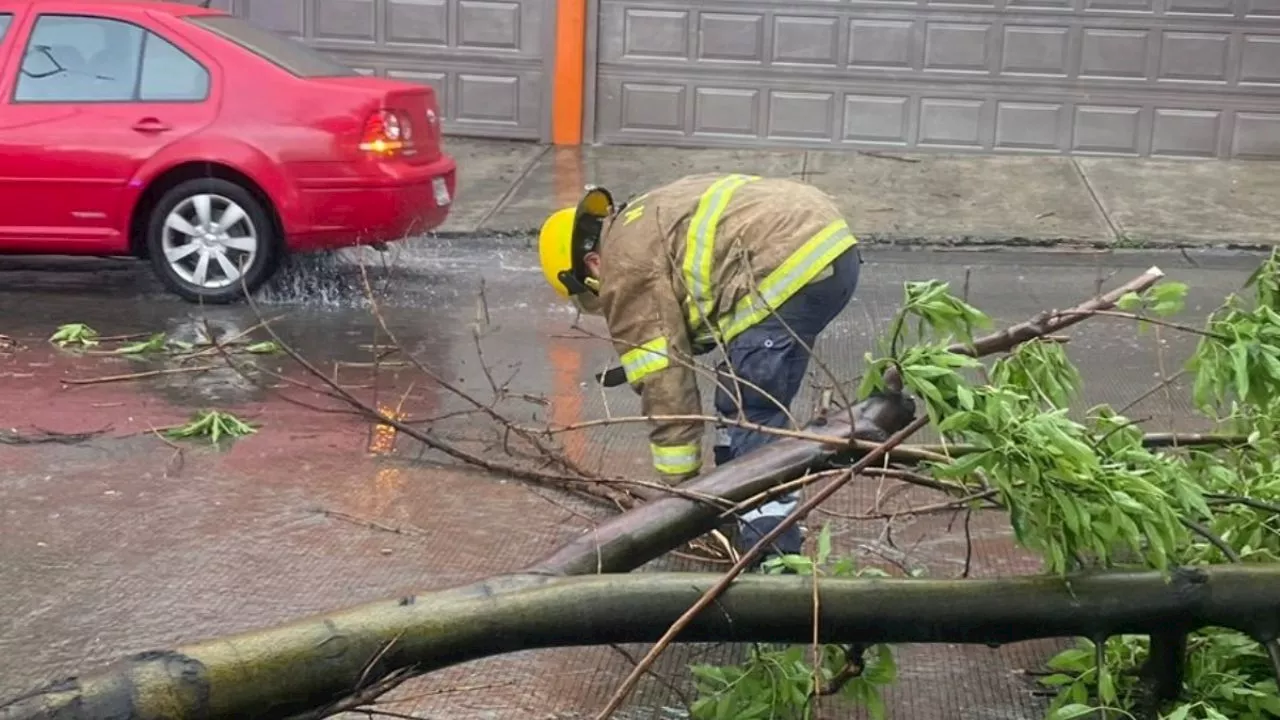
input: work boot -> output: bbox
[735,516,804,573]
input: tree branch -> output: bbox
[6,567,1280,720]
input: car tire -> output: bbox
[145,177,280,304]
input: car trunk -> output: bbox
[309,76,444,165]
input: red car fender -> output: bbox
[124,136,305,244]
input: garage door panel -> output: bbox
[241,0,305,36]
[603,7,1279,92]
[596,70,1280,157]
[314,0,377,43]
[1233,112,1280,158]
[225,0,549,140]
[595,0,1280,157]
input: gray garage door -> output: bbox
[204,0,552,140]
[591,0,1280,159]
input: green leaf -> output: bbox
[114,332,167,355]
[775,555,814,575]
[1098,667,1116,704]
[1149,281,1189,316]
[1047,647,1093,672]
[689,696,715,719]
[865,684,886,720]
[1255,692,1280,715]
[245,341,281,354]
[816,524,833,566]
[1232,343,1252,401]
[865,645,897,685]
[1162,704,1192,720]
[1116,292,1143,311]
[1051,703,1101,719]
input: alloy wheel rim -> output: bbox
[160,193,259,290]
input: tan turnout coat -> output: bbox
[593,172,859,483]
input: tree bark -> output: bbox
[6,566,1280,720]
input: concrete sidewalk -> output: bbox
[437,138,1280,249]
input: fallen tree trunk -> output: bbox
[6,566,1280,720]
[0,267,1171,719]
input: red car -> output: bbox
[0,0,456,303]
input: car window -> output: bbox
[15,14,144,102]
[0,14,12,42]
[139,31,209,101]
[13,14,210,103]
[187,15,358,78]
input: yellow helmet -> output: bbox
[538,186,615,298]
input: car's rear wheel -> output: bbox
[145,177,279,304]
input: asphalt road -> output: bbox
[0,243,1265,719]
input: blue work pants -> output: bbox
[712,246,862,557]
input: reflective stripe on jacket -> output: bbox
[595,173,858,481]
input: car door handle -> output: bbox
[131,118,171,133]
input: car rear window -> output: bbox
[186,15,358,78]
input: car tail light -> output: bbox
[359,109,414,155]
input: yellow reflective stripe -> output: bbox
[651,443,701,475]
[718,219,858,343]
[620,336,670,384]
[683,174,759,333]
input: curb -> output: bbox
[417,229,1280,254]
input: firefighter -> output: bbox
[537,173,862,566]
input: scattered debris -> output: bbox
[48,323,100,348]
[62,365,219,386]
[165,410,258,445]
[312,507,430,538]
[0,426,110,445]
[858,150,920,163]
[113,333,168,355]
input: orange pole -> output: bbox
[552,0,586,145]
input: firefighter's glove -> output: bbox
[594,366,628,388]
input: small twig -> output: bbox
[858,149,919,163]
[816,489,999,521]
[280,667,416,720]
[0,426,110,445]
[1118,370,1188,415]
[373,679,517,706]
[810,542,822,711]
[815,645,867,696]
[1055,308,1229,342]
[718,468,851,518]
[148,423,185,476]
[860,466,977,496]
[1206,494,1280,515]
[312,508,429,537]
[355,708,430,720]
[608,644,693,707]
[61,365,217,385]
[961,507,974,578]
[1181,517,1242,563]
[178,313,291,361]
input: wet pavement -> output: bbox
[0,243,1267,719]
[435,138,1280,248]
